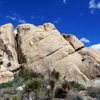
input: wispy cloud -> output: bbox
[80,38,90,43]
[18,19,26,23]
[89,0,100,13]
[30,16,35,19]
[63,0,67,4]
[53,17,62,24]
[90,43,100,50]
[30,15,45,21]
[6,13,26,23]
[6,16,17,21]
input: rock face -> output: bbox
[0,24,19,83]
[17,24,86,83]
[16,23,100,84]
[62,34,84,50]
[0,23,100,84]
[78,48,100,79]
[0,65,14,83]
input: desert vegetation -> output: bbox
[0,67,100,100]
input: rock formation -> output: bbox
[0,24,19,83]
[0,23,100,85]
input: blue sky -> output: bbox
[0,0,100,49]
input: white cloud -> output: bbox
[6,14,26,23]
[90,44,100,50]
[89,0,96,9]
[80,38,90,43]
[63,0,67,4]
[97,2,100,9]
[89,0,100,13]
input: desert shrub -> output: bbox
[62,80,71,90]
[18,68,33,80]
[49,79,55,90]
[51,69,60,81]
[19,68,43,81]
[54,80,71,99]
[25,78,44,92]
[54,87,67,98]
[0,73,24,89]
[4,97,10,100]
[2,94,11,100]
[70,81,86,91]
[12,95,21,100]
[24,78,44,100]
[0,81,14,89]
[87,87,100,98]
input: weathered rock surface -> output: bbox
[78,48,100,79]
[0,65,14,83]
[78,47,100,63]
[0,23,100,84]
[17,23,74,65]
[16,23,88,84]
[87,78,100,87]
[0,24,19,83]
[63,34,85,50]
[0,71,14,84]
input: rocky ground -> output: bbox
[0,68,100,100]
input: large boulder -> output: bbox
[17,23,89,84]
[78,47,100,63]
[0,65,14,83]
[43,23,56,31]
[62,34,84,50]
[78,48,100,79]
[0,24,19,83]
[17,23,75,65]
[53,62,89,84]
[0,24,19,70]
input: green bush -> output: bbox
[0,72,24,89]
[12,95,21,100]
[70,81,86,91]
[0,81,14,89]
[19,68,43,81]
[25,78,44,92]
[62,80,71,90]
[0,68,42,89]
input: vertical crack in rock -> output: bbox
[15,33,26,64]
